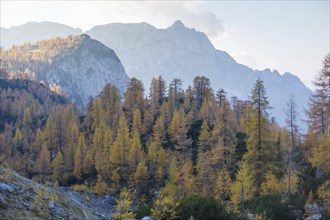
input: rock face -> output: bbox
[0,21,82,49]
[0,34,130,106]
[45,34,130,106]
[87,20,311,126]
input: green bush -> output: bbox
[244,194,295,220]
[176,195,240,220]
[135,203,152,219]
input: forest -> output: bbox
[0,54,329,220]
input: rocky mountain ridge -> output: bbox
[1,21,312,125]
[86,20,311,126]
[0,34,130,107]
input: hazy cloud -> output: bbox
[1,1,224,36]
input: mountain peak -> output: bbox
[168,20,186,30]
[80,34,91,41]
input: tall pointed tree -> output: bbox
[244,78,271,191]
[73,133,85,180]
[36,144,51,182]
[125,77,145,125]
[285,95,300,203]
[169,108,192,163]
[231,161,255,211]
[109,113,131,183]
[307,53,330,175]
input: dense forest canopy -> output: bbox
[0,53,329,219]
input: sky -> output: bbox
[1,1,329,89]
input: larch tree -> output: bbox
[198,120,212,153]
[43,115,58,160]
[193,76,213,110]
[244,78,271,192]
[149,76,166,117]
[52,151,65,183]
[211,97,237,174]
[93,122,112,177]
[133,158,149,193]
[169,108,192,163]
[196,120,215,196]
[285,95,300,203]
[82,148,96,179]
[231,160,255,211]
[307,53,330,176]
[125,77,145,125]
[109,113,131,183]
[36,144,51,182]
[170,78,184,108]
[131,109,144,136]
[73,133,85,180]
[100,84,122,130]
[214,168,232,202]
[114,188,135,219]
[128,130,143,174]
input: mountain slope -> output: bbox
[0,34,130,106]
[86,20,311,125]
[0,165,115,219]
[0,21,82,49]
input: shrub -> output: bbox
[244,194,295,220]
[135,203,151,219]
[176,195,239,220]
